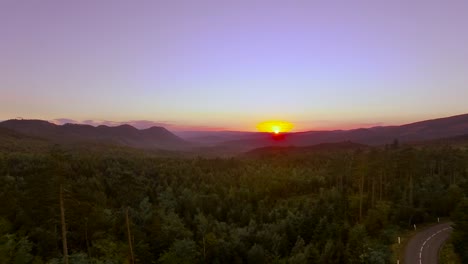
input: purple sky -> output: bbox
[1,0,468,131]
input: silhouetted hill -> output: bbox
[0,119,189,150]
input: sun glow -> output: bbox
[272,126,280,134]
[257,121,294,134]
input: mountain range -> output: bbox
[1,113,468,153]
[0,119,188,151]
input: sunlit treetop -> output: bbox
[256,121,294,134]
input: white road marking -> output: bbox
[418,227,452,264]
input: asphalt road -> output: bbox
[403,222,453,264]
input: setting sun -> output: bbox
[256,121,294,134]
[272,126,280,134]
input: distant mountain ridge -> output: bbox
[0,119,189,150]
[1,113,468,153]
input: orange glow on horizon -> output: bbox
[256,121,294,134]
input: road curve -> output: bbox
[404,222,452,264]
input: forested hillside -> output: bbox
[0,144,467,263]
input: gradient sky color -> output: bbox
[1,0,468,131]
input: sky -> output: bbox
[1,0,468,131]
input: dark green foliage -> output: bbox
[0,144,467,262]
[159,239,200,264]
[452,198,468,263]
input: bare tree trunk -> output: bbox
[383,170,387,200]
[359,174,364,222]
[371,177,375,208]
[60,184,69,264]
[339,161,344,191]
[85,219,91,259]
[409,173,413,207]
[379,171,383,201]
[430,162,434,178]
[203,235,206,262]
[126,207,135,264]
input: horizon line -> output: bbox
[1,112,467,133]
